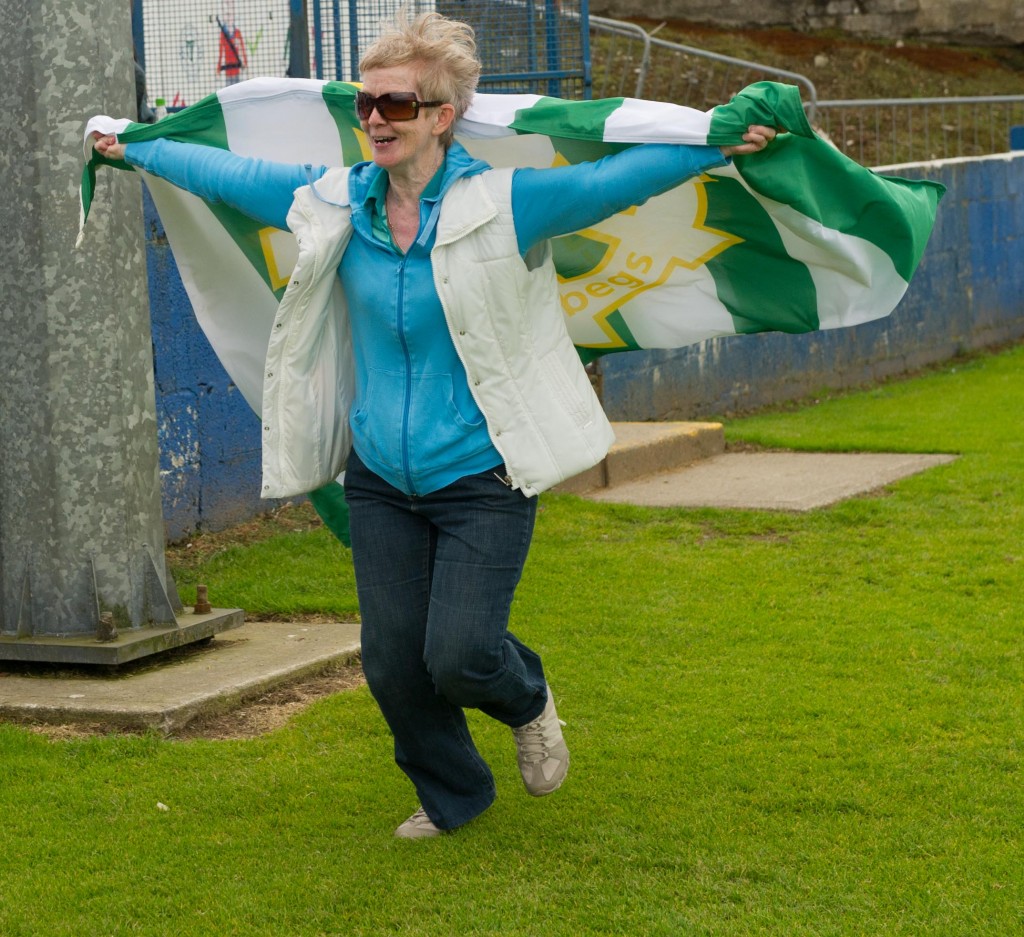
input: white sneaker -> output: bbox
[512,688,569,796]
[394,806,443,839]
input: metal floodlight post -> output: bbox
[346,0,359,82]
[288,0,311,78]
[544,0,560,98]
[0,0,241,665]
[312,0,326,79]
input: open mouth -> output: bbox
[372,135,397,147]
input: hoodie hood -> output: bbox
[347,142,491,251]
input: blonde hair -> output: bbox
[359,9,481,146]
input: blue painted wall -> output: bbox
[145,190,287,541]
[146,152,1024,539]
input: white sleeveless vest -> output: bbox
[259,166,614,498]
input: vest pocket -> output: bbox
[539,350,591,428]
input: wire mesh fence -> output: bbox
[135,3,1022,162]
[814,97,1024,166]
[138,0,293,109]
[314,1,589,95]
[439,0,589,97]
[589,16,1024,165]
[136,0,590,110]
[309,0,435,85]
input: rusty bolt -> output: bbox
[194,584,212,615]
[97,611,118,642]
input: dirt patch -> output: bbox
[628,17,1024,98]
[641,16,1021,67]
[166,500,326,571]
[170,660,366,741]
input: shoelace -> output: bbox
[513,715,567,764]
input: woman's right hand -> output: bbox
[92,132,126,160]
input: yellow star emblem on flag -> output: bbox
[554,173,742,351]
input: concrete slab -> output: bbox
[0,620,360,734]
[585,451,959,511]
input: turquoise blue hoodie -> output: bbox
[340,144,502,494]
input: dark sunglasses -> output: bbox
[355,91,444,122]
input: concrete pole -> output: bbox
[0,0,240,664]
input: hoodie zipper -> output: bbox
[377,153,491,496]
[395,251,415,494]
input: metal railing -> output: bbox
[589,15,817,112]
[813,96,1024,166]
[590,15,1024,166]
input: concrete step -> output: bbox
[554,421,724,495]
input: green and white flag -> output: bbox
[82,78,943,375]
[80,79,942,539]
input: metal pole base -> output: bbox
[0,608,244,666]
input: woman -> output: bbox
[95,11,776,839]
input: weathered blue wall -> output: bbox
[144,190,286,541]
[146,152,1023,538]
[599,152,1024,421]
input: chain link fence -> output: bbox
[813,96,1024,167]
[136,4,1019,163]
[136,0,292,109]
[439,0,589,96]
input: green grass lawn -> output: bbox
[3,344,1023,936]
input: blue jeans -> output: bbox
[344,449,548,830]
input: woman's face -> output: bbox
[358,63,452,176]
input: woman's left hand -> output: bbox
[720,125,785,157]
